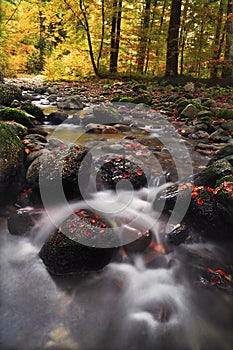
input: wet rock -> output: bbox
[39,210,118,275]
[0,83,22,106]
[202,98,217,108]
[96,157,147,191]
[123,231,152,253]
[197,110,214,119]
[7,207,43,236]
[195,158,233,187]
[27,128,48,137]
[47,111,68,125]
[184,82,195,92]
[57,95,84,110]
[0,107,34,128]
[186,187,233,239]
[166,224,189,245]
[114,124,131,132]
[0,122,25,205]
[24,133,47,144]
[26,143,91,201]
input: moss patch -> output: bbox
[0,107,34,128]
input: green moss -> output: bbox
[0,83,22,106]
[119,97,133,103]
[21,102,44,122]
[0,107,34,128]
[0,122,24,160]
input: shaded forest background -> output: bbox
[0,0,232,82]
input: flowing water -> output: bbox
[0,99,233,350]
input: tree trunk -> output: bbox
[222,0,233,80]
[211,0,224,78]
[145,0,158,74]
[110,0,122,73]
[97,0,105,72]
[165,0,182,76]
[137,0,151,74]
[179,0,189,75]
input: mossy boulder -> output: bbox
[26,143,92,201]
[0,83,22,106]
[214,108,233,120]
[4,121,28,139]
[0,122,25,205]
[195,158,233,187]
[21,102,45,123]
[82,106,122,126]
[0,107,34,128]
[131,94,152,105]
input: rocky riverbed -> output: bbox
[0,76,233,350]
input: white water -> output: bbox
[0,185,233,350]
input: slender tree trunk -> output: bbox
[110,0,122,73]
[145,0,158,74]
[222,0,233,80]
[165,0,182,76]
[179,0,189,75]
[155,0,167,57]
[211,0,224,78]
[137,0,151,74]
[97,0,105,72]
[79,0,99,76]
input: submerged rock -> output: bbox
[39,209,118,275]
[7,207,43,236]
[85,123,118,134]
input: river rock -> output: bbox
[96,157,147,191]
[39,209,118,275]
[0,122,25,205]
[26,143,91,201]
[208,129,230,143]
[0,107,34,128]
[21,102,45,123]
[47,110,68,125]
[0,83,22,106]
[92,106,122,125]
[7,207,43,236]
[57,95,84,110]
[195,158,233,187]
[4,121,28,139]
[179,104,198,119]
[85,123,118,134]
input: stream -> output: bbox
[0,91,232,350]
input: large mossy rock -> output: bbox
[195,158,233,187]
[0,107,34,128]
[26,142,91,201]
[21,102,45,123]
[81,106,122,126]
[0,122,25,205]
[39,209,118,275]
[0,83,22,106]
[57,95,84,110]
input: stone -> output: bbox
[4,121,28,139]
[26,143,92,201]
[197,110,214,119]
[191,130,209,139]
[85,123,118,134]
[21,102,45,123]
[208,129,230,143]
[184,82,195,93]
[96,157,147,191]
[215,109,233,120]
[131,94,152,105]
[221,120,233,131]
[0,107,34,128]
[0,122,25,205]
[179,104,198,119]
[0,83,22,106]
[57,95,84,110]
[92,105,122,125]
[202,99,217,108]
[166,224,189,245]
[195,158,233,187]
[7,207,43,236]
[39,210,118,275]
[47,110,68,125]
